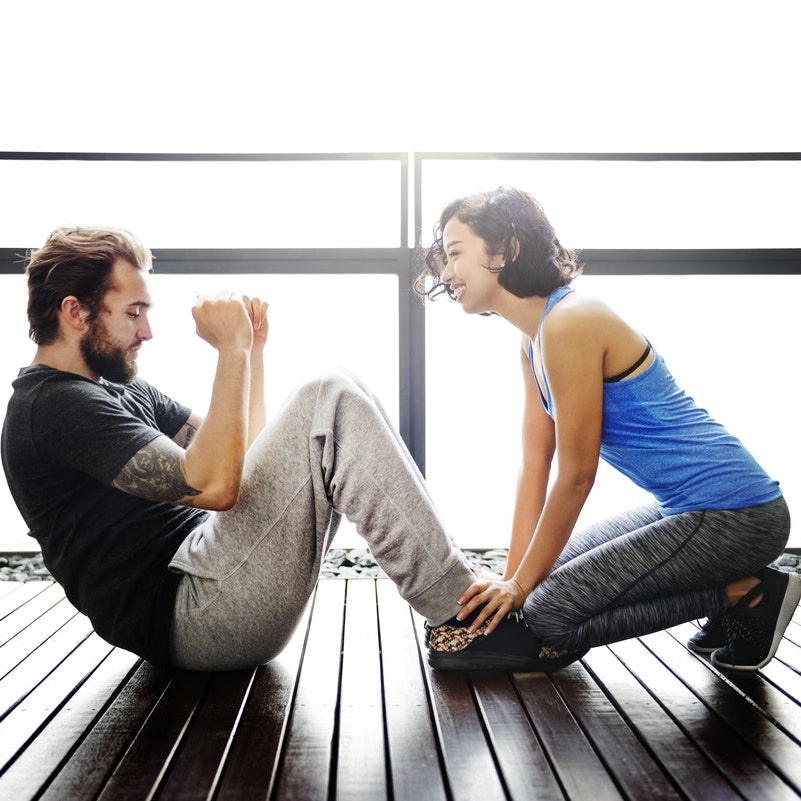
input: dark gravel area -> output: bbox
[320,547,510,578]
[0,553,52,582]
[3,549,800,583]
[0,548,510,583]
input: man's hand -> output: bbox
[456,576,528,635]
[243,295,269,351]
[192,292,253,352]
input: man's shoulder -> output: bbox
[15,365,93,386]
[14,368,158,399]
[12,367,107,404]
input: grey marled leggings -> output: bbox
[168,370,475,671]
[523,496,791,651]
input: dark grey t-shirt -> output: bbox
[1,366,208,666]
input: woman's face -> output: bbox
[440,217,504,315]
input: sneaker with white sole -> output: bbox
[711,568,801,671]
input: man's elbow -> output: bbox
[205,491,239,511]
[195,473,242,511]
[215,476,242,510]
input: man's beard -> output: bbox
[80,321,138,384]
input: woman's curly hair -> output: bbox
[413,186,582,302]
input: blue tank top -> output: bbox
[528,287,781,515]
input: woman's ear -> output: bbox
[60,296,89,332]
[510,236,521,262]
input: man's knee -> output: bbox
[311,369,367,406]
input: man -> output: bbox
[2,225,581,673]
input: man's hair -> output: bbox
[25,226,153,345]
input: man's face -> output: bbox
[80,259,153,384]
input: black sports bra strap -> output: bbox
[604,341,652,384]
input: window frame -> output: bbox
[1,149,799,474]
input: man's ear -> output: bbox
[60,296,89,332]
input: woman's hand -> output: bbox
[456,577,528,635]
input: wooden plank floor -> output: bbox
[2,577,801,801]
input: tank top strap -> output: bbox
[529,285,575,414]
[538,285,574,337]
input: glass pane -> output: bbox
[421,159,801,249]
[0,273,398,551]
[138,273,399,421]
[425,274,801,549]
[0,159,401,248]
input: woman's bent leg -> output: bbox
[523,497,791,651]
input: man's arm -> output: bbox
[171,297,267,452]
[172,413,201,448]
[243,295,268,448]
[113,294,255,511]
[112,435,203,505]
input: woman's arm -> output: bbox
[503,343,555,579]
[510,304,604,595]
[458,304,604,633]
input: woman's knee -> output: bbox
[522,590,580,648]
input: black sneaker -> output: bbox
[687,616,728,654]
[711,568,801,671]
[425,610,586,672]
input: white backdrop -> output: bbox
[1,0,799,551]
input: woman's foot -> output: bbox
[686,615,728,654]
[711,568,801,671]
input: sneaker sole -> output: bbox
[712,572,801,671]
[428,648,588,673]
[686,640,723,655]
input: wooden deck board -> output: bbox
[270,579,344,801]
[472,671,568,801]
[2,578,801,801]
[377,579,449,801]
[513,668,626,801]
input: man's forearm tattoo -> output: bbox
[112,440,202,503]
[174,421,197,448]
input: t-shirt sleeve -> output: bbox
[30,379,170,486]
[131,379,193,440]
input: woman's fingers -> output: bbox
[456,579,526,634]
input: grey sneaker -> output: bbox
[711,568,801,671]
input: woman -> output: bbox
[416,185,798,671]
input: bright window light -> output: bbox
[0,159,402,248]
[421,159,801,249]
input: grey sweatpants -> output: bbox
[523,496,791,651]
[169,370,475,671]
